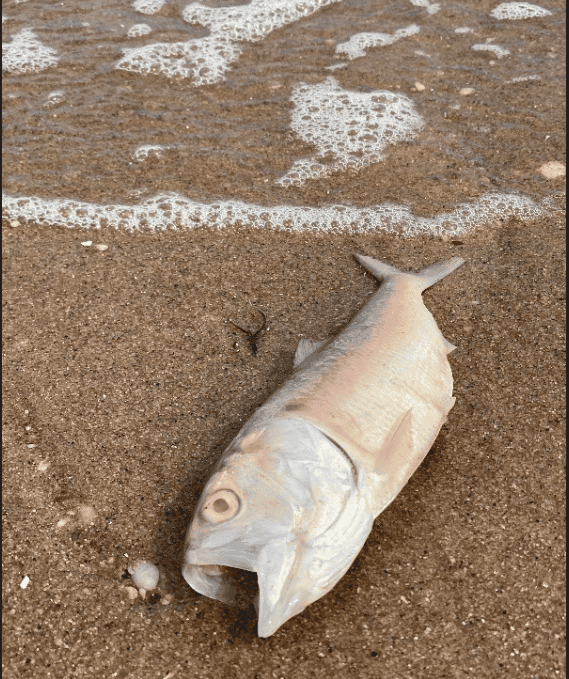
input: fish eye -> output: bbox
[201,489,240,523]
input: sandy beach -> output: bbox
[2,207,565,678]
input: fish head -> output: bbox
[182,419,374,636]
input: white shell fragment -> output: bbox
[130,561,160,590]
[20,576,30,589]
[183,255,464,637]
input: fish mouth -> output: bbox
[182,541,309,638]
[182,560,259,610]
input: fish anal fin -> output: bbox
[294,339,326,368]
[443,337,457,354]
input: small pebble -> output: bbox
[459,87,475,95]
[20,576,30,589]
[125,586,139,600]
[130,561,160,590]
[81,241,93,247]
[78,505,97,525]
[539,161,565,180]
[9,220,20,228]
[38,460,49,472]
[414,82,426,91]
[56,517,71,528]
[94,244,108,252]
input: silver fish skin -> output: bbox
[182,254,464,637]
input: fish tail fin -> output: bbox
[353,254,403,282]
[354,253,465,292]
[414,257,465,291]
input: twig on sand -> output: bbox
[228,308,267,356]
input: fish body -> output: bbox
[182,254,464,636]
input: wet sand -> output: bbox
[2,208,565,678]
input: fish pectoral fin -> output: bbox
[293,338,326,368]
[374,408,415,476]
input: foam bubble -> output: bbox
[277,77,424,187]
[409,0,440,15]
[116,0,342,84]
[508,74,540,82]
[128,24,153,38]
[2,28,59,74]
[44,91,65,108]
[490,3,552,20]
[2,191,551,238]
[134,145,165,161]
[472,43,511,58]
[336,25,420,60]
[132,0,164,15]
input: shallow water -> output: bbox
[2,0,566,233]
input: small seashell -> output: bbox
[81,241,93,247]
[9,219,20,228]
[94,244,108,252]
[129,561,160,590]
[459,87,475,95]
[414,82,426,91]
[20,576,30,589]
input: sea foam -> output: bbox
[2,28,59,74]
[128,24,153,38]
[409,0,440,15]
[2,191,550,238]
[133,0,165,15]
[116,0,342,84]
[335,25,420,60]
[277,77,424,186]
[472,43,511,58]
[490,3,552,20]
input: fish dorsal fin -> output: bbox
[374,409,414,476]
[294,339,326,368]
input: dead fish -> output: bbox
[182,253,464,637]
